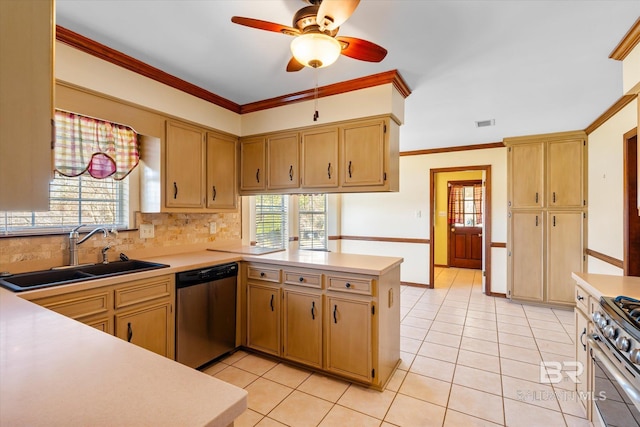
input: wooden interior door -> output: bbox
[625,131,640,276]
[449,226,482,269]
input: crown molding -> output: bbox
[585,94,636,134]
[610,17,640,60]
[400,141,504,156]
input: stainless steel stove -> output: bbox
[590,296,640,426]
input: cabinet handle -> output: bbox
[260,272,265,277]
[345,282,351,289]
[535,215,538,226]
[173,182,178,199]
[348,161,352,178]
[256,168,260,183]
[212,185,217,201]
[577,295,584,301]
[333,304,337,323]
[535,192,538,203]
[311,301,315,320]
[270,294,274,311]
[289,165,293,181]
[327,162,331,179]
[299,276,304,282]
[580,327,586,351]
[553,215,556,227]
[553,192,556,203]
[127,322,133,342]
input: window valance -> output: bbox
[54,110,139,180]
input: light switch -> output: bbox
[139,223,154,239]
[209,222,217,234]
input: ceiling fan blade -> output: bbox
[317,0,360,31]
[231,16,300,36]
[286,57,305,72]
[336,36,387,62]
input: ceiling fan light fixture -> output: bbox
[291,33,341,69]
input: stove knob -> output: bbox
[598,316,608,330]
[616,335,631,352]
[604,324,618,340]
[592,311,602,324]
[630,349,640,364]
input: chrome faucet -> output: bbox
[101,245,111,264]
[68,225,113,266]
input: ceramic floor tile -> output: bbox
[400,336,422,354]
[400,324,428,340]
[202,361,228,376]
[398,372,451,407]
[223,349,250,364]
[214,365,260,388]
[503,398,566,427]
[337,384,396,420]
[557,391,588,418]
[417,341,459,363]
[430,320,464,335]
[407,308,438,320]
[409,355,456,382]
[497,313,530,326]
[297,373,350,403]
[499,343,542,364]
[447,384,504,425]
[528,318,567,332]
[245,378,294,415]
[233,354,279,376]
[453,364,503,396]
[384,393,447,427]
[443,409,503,427]
[563,413,593,427]
[498,332,538,349]
[460,336,500,356]
[385,368,407,392]
[255,417,287,427]
[502,375,561,412]
[425,330,463,348]
[463,325,498,342]
[318,405,382,427]
[531,328,573,344]
[234,408,264,427]
[400,315,433,330]
[456,349,501,374]
[269,390,333,427]
[465,316,498,331]
[536,339,575,357]
[262,363,312,389]
[434,313,467,325]
[500,357,545,382]
[497,322,534,337]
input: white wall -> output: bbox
[587,99,637,275]
[339,147,508,292]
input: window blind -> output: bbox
[299,194,327,250]
[255,195,288,249]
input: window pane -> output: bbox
[255,195,288,249]
[463,186,474,199]
[299,194,327,250]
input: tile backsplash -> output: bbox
[0,212,241,273]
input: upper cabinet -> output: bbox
[239,115,399,195]
[165,121,205,209]
[0,0,54,211]
[206,132,237,209]
[509,142,544,209]
[547,139,585,208]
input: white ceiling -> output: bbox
[56,1,640,152]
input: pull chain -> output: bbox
[313,67,319,121]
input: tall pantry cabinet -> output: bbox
[506,131,587,307]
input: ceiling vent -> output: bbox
[475,119,495,128]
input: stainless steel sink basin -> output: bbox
[0,260,169,292]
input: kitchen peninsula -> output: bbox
[0,248,402,425]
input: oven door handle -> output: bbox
[588,334,640,410]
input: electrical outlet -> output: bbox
[139,223,154,239]
[209,222,217,234]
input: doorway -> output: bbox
[429,166,492,294]
[448,180,483,269]
[624,128,639,276]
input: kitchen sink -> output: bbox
[0,260,170,292]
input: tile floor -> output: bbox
[204,267,592,427]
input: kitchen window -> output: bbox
[0,172,129,236]
[255,194,288,249]
[298,194,327,250]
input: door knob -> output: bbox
[450,228,455,232]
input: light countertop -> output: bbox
[572,272,640,301]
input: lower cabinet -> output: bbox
[574,283,595,421]
[326,294,372,383]
[247,283,280,356]
[283,288,322,368]
[27,274,175,360]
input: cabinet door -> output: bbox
[247,283,280,356]
[301,127,339,188]
[548,139,585,208]
[341,120,386,187]
[575,309,590,412]
[267,133,299,190]
[509,211,544,302]
[165,121,204,208]
[115,302,173,358]
[283,289,322,368]
[326,295,372,383]
[509,143,544,208]
[547,211,583,305]
[240,137,266,191]
[207,132,237,209]
[0,0,53,210]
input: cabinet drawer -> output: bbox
[575,285,589,315]
[115,275,173,309]
[327,275,372,295]
[38,291,110,320]
[283,270,322,288]
[247,266,281,283]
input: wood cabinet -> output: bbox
[240,137,266,191]
[241,262,400,390]
[0,0,54,211]
[301,127,339,188]
[207,132,237,209]
[506,131,586,307]
[165,121,205,208]
[27,274,175,359]
[267,132,299,190]
[239,115,399,195]
[574,283,595,419]
[326,294,372,382]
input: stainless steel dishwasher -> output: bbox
[175,262,238,369]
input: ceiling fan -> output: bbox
[231,0,387,72]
